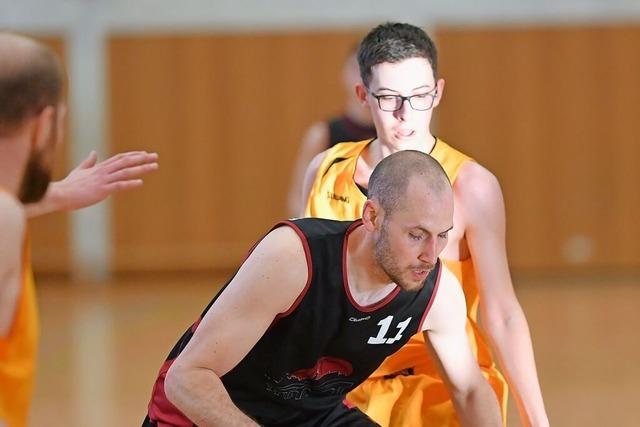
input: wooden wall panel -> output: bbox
[26,36,71,275]
[435,25,640,272]
[108,31,364,272]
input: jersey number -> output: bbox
[367,316,412,345]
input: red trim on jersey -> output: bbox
[273,220,313,319]
[190,317,202,333]
[147,359,194,426]
[418,260,443,332]
[342,220,401,313]
[342,398,356,409]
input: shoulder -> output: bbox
[0,193,26,273]
[453,161,504,217]
[302,121,330,146]
[0,192,25,237]
[423,264,466,332]
[303,149,329,186]
[253,224,308,266]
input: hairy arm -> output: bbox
[24,151,158,218]
[164,226,309,427]
[456,163,548,427]
[0,195,25,338]
[423,266,502,427]
[286,122,329,217]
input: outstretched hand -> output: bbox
[51,150,159,211]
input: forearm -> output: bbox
[24,182,64,218]
[452,379,502,427]
[165,365,257,427]
[484,307,549,427]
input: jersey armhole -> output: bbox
[418,260,443,332]
[272,220,313,319]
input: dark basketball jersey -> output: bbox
[327,116,376,148]
[145,218,441,427]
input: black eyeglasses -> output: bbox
[368,86,438,112]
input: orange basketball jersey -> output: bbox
[0,233,39,427]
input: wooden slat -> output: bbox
[435,25,640,272]
[108,30,365,272]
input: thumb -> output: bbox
[75,151,98,170]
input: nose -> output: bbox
[418,236,438,266]
[393,98,413,121]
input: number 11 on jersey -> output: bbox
[367,315,412,345]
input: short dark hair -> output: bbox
[0,36,64,131]
[357,22,438,87]
[368,150,450,217]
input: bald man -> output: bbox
[143,151,501,427]
[0,32,157,427]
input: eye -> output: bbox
[412,93,429,99]
[409,233,423,241]
[438,231,449,239]
[379,95,398,101]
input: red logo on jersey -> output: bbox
[288,356,353,381]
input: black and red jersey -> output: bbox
[145,218,441,427]
[327,116,376,148]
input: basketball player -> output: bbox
[0,32,157,427]
[143,151,501,427]
[286,48,376,216]
[303,23,549,427]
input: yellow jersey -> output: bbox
[0,234,39,427]
[305,138,507,426]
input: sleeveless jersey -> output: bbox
[304,138,509,425]
[327,116,376,148]
[0,233,39,427]
[146,218,442,427]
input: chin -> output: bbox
[398,280,424,293]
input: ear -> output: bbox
[355,83,369,106]
[31,105,56,151]
[432,78,445,109]
[362,199,382,231]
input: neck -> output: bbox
[368,134,436,167]
[0,139,28,197]
[384,134,437,154]
[346,225,394,295]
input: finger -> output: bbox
[100,151,152,168]
[102,179,144,194]
[104,152,159,174]
[106,163,159,183]
[74,151,98,170]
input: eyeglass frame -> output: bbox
[367,86,439,112]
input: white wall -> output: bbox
[2,0,640,33]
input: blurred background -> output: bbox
[2,0,640,425]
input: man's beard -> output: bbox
[18,147,52,204]
[374,223,433,292]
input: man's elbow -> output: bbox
[164,361,188,407]
[453,378,502,427]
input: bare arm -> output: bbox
[423,266,502,426]
[0,195,25,338]
[286,122,329,217]
[24,150,158,218]
[164,226,309,426]
[456,163,548,427]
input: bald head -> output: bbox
[0,32,64,133]
[368,150,451,217]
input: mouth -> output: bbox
[410,268,431,281]
[395,129,415,139]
